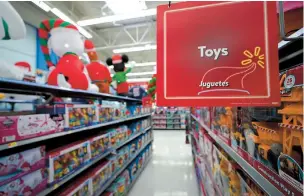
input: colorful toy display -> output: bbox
[85,40,112,94]
[90,133,111,160]
[99,101,115,123]
[106,54,133,96]
[90,161,111,194]
[47,141,91,184]
[0,146,45,186]
[38,19,98,92]
[0,168,47,196]
[211,107,236,145]
[0,113,64,145]
[64,104,98,130]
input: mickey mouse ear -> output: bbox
[121,54,129,63]
[106,58,113,66]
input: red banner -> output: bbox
[157,1,280,106]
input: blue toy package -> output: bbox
[107,155,118,174]
[127,105,141,116]
[127,161,138,181]
[137,137,143,150]
[129,141,137,158]
[99,101,114,123]
[129,121,142,134]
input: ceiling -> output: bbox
[11,1,169,82]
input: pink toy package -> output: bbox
[0,114,64,145]
[0,168,47,196]
[0,146,46,186]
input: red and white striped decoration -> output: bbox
[279,123,303,130]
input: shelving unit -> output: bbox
[0,114,151,152]
[0,78,153,196]
[191,114,283,196]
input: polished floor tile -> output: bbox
[128,130,200,196]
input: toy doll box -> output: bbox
[0,113,64,145]
[47,140,91,185]
[0,146,46,187]
[89,133,111,160]
[0,168,47,196]
[58,174,93,196]
[99,101,115,123]
[90,161,111,193]
[64,104,99,130]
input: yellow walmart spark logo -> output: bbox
[241,46,265,68]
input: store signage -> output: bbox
[157,1,280,106]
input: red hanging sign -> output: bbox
[157,1,280,106]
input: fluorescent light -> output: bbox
[127,78,151,82]
[109,62,156,68]
[111,71,155,77]
[106,0,147,15]
[32,1,51,12]
[113,44,156,53]
[51,8,92,39]
[77,8,156,26]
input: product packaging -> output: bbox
[99,101,115,123]
[64,104,98,130]
[47,140,91,185]
[0,146,46,186]
[90,161,111,194]
[0,113,64,144]
[90,132,111,160]
[58,174,92,196]
[0,168,47,196]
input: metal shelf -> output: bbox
[278,28,303,49]
[38,150,113,196]
[191,114,283,196]
[0,113,152,152]
[0,78,141,102]
[116,126,152,149]
[93,139,153,196]
[123,156,152,196]
[38,135,153,196]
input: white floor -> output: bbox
[128,130,200,196]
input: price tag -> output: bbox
[53,184,59,190]
[8,142,18,148]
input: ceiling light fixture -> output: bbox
[106,0,147,15]
[128,78,152,82]
[32,1,51,12]
[77,8,156,26]
[113,44,156,53]
[51,8,93,39]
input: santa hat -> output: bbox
[106,54,129,65]
[84,40,99,62]
[15,62,31,72]
[38,19,78,69]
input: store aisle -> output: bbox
[128,130,200,196]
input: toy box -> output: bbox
[64,104,98,130]
[47,140,91,184]
[127,161,138,181]
[107,129,117,148]
[116,147,128,170]
[90,161,111,194]
[137,153,144,170]
[127,105,141,117]
[115,126,128,146]
[129,139,137,158]
[120,170,131,188]
[58,175,92,196]
[212,145,230,196]
[237,170,266,196]
[112,102,123,120]
[99,101,115,123]
[129,121,142,134]
[211,107,237,145]
[0,168,47,196]
[141,118,151,130]
[107,176,127,196]
[90,132,111,160]
[137,137,143,150]
[107,155,118,174]
[0,146,46,186]
[0,114,64,145]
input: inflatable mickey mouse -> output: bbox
[106,54,134,96]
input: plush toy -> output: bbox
[85,40,112,94]
[147,74,156,100]
[38,19,98,92]
[106,54,133,96]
